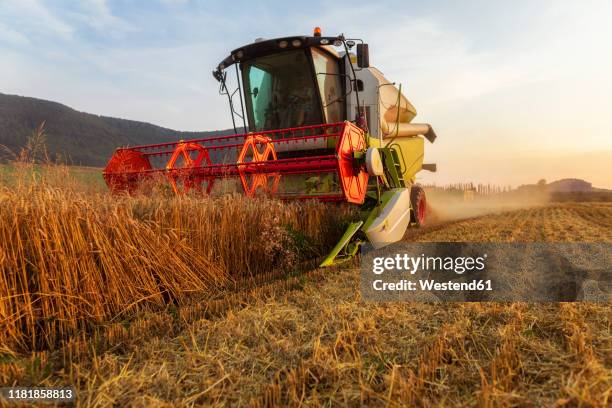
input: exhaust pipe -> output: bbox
[422,163,437,172]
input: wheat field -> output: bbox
[0,165,355,353]
[0,165,610,407]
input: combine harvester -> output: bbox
[104,28,437,266]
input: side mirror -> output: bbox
[356,43,369,68]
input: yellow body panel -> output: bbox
[390,136,424,183]
[367,135,424,184]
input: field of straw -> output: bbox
[1,163,610,407]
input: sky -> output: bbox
[1,0,611,187]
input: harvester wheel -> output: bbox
[410,186,427,227]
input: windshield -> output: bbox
[242,50,323,132]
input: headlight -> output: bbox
[291,39,302,47]
[278,40,288,48]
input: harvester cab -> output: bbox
[103,28,438,266]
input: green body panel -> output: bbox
[378,148,404,188]
[319,221,364,267]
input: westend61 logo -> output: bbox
[361,242,611,302]
[372,253,487,275]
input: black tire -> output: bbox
[410,186,427,227]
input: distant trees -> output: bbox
[423,182,510,196]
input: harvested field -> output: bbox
[0,167,610,406]
[408,203,612,243]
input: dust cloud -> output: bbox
[425,189,549,224]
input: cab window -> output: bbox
[311,48,344,123]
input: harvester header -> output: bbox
[104,28,438,265]
[104,121,369,203]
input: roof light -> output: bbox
[320,38,329,45]
[235,50,244,59]
[314,27,321,37]
[278,40,288,48]
[291,39,302,47]
[333,38,343,47]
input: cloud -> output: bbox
[0,0,611,155]
[156,0,190,5]
[285,4,542,108]
[1,0,74,39]
[0,22,30,45]
[67,0,135,37]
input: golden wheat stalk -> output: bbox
[0,163,354,351]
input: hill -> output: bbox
[512,178,612,202]
[516,178,611,193]
[547,178,593,192]
[0,92,234,167]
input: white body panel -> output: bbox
[365,188,412,249]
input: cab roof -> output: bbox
[213,35,344,80]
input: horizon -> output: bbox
[1,0,611,188]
